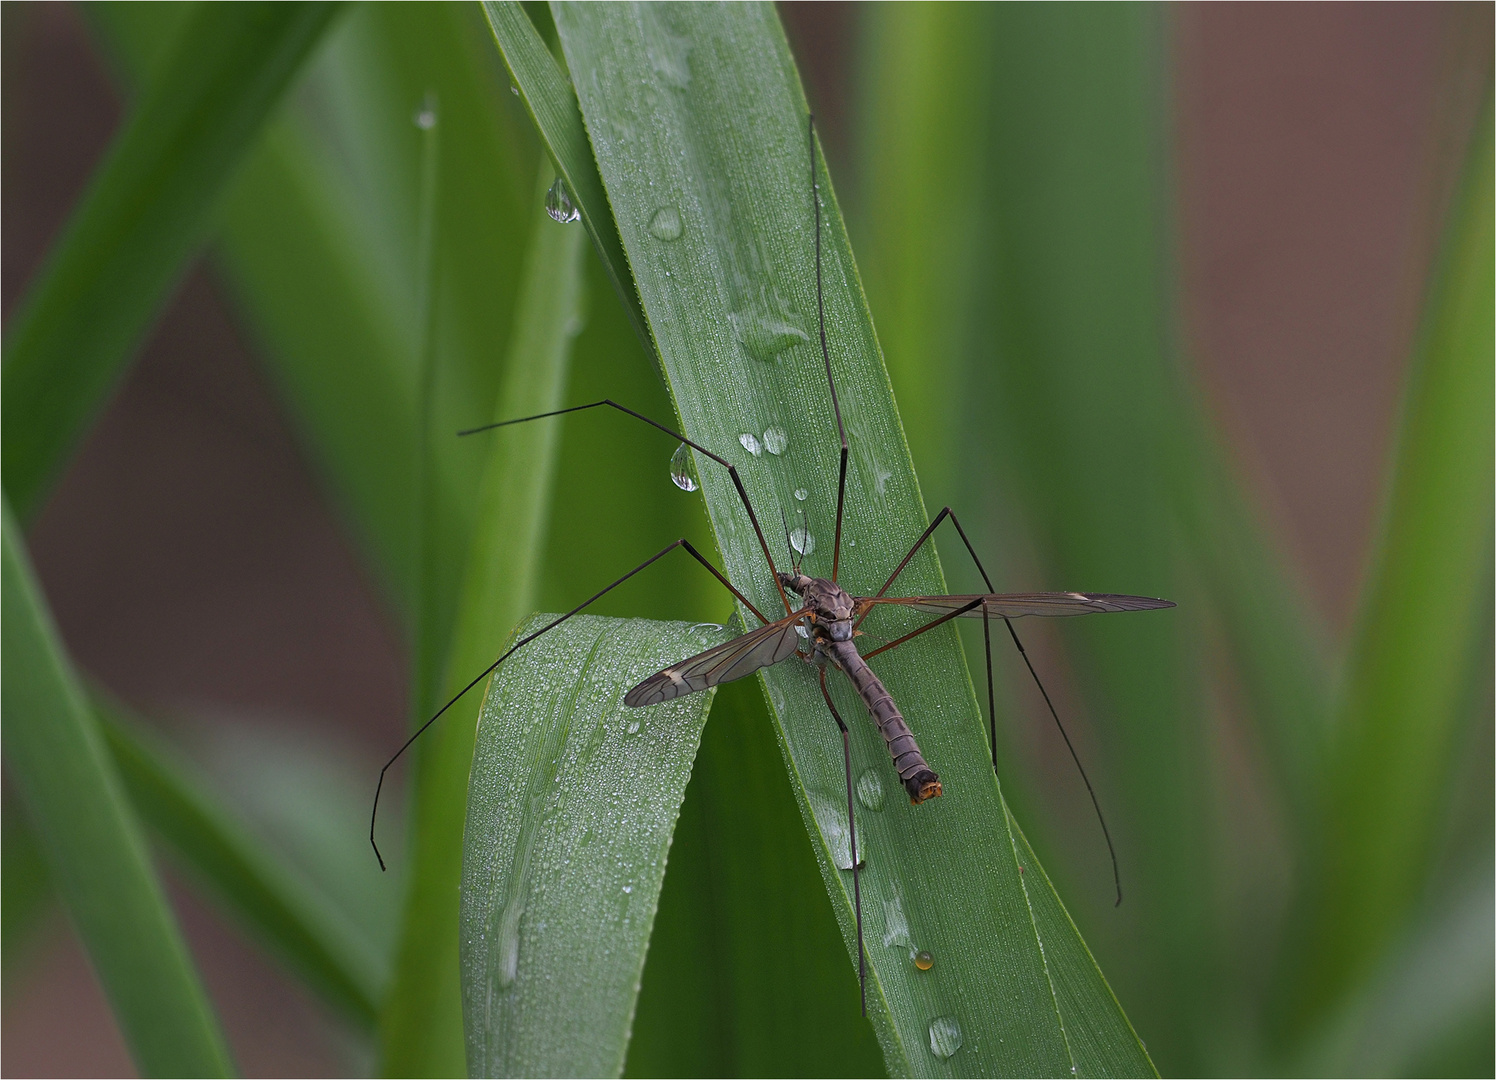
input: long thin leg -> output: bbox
[818,668,866,1017]
[370,538,760,869]
[983,607,996,771]
[1001,617,1123,906]
[458,399,793,616]
[861,505,1123,906]
[808,115,849,584]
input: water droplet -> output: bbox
[882,895,912,951]
[856,769,885,811]
[545,177,579,223]
[795,624,809,638]
[929,1016,963,1059]
[413,108,437,130]
[794,488,808,501]
[915,950,934,971]
[739,432,762,456]
[649,203,685,239]
[729,309,809,363]
[790,528,815,556]
[648,205,682,241]
[762,427,788,455]
[622,884,633,894]
[510,84,519,96]
[669,442,699,491]
[810,793,861,870]
[626,720,640,735]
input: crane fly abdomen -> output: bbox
[828,638,941,803]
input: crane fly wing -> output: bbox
[624,614,805,707]
[857,592,1176,620]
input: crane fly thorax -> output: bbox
[778,571,855,645]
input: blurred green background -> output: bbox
[3,2,1490,1077]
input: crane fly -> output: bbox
[371,113,1175,1017]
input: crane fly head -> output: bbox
[777,570,815,597]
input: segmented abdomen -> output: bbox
[828,640,942,803]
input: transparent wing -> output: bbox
[624,614,805,707]
[857,592,1175,620]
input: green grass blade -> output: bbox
[93,697,385,1029]
[461,614,724,1077]
[1005,811,1154,1076]
[545,5,1153,1073]
[380,172,586,1077]
[1,497,233,1077]
[1287,87,1495,1031]
[481,0,654,362]
[2,2,340,520]
[853,3,986,515]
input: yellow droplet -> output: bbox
[914,950,934,971]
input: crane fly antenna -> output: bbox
[1002,619,1123,906]
[808,114,850,585]
[779,508,801,573]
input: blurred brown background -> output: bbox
[1,2,1480,1075]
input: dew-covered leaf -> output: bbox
[461,614,727,1078]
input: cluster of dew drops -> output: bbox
[668,430,815,555]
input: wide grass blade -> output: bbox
[518,5,1156,1074]
[94,697,385,1029]
[1,498,233,1077]
[1286,87,1494,1032]
[461,614,726,1077]
[380,168,587,1076]
[3,2,340,519]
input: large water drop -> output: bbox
[648,206,683,241]
[545,177,579,223]
[790,528,815,556]
[729,309,809,363]
[856,769,885,812]
[739,432,763,457]
[762,426,788,455]
[669,442,699,491]
[929,1016,963,1059]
